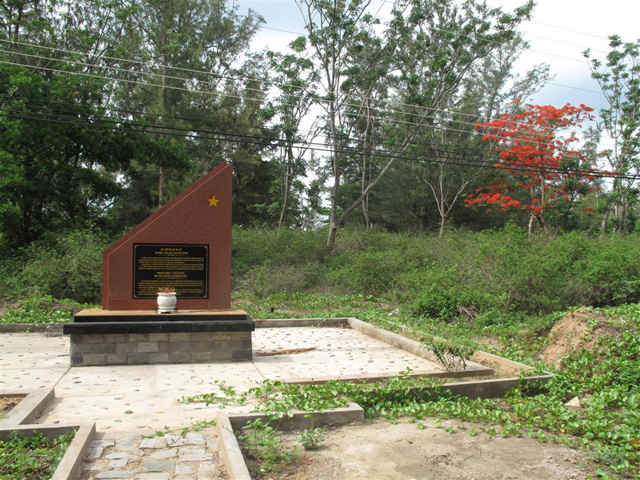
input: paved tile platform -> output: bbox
[254,326,442,380]
[3,327,447,432]
[0,332,69,390]
[0,325,478,478]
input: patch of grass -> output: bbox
[232,291,389,319]
[0,295,95,324]
[0,430,75,480]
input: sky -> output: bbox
[235,0,640,113]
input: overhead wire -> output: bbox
[1,55,615,152]
[260,0,605,66]
[0,75,612,155]
[0,93,607,174]
[0,26,610,123]
[0,4,626,155]
[0,107,631,181]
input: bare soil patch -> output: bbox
[0,394,24,418]
[541,309,623,368]
[271,418,595,480]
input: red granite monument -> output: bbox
[64,162,254,366]
[102,162,232,310]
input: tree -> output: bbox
[465,103,595,234]
[414,34,551,237]
[266,37,319,228]
[297,0,380,250]
[116,0,263,208]
[585,36,640,234]
[299,0,534,250]
[0,0,186,244]
[0,62,185,244]
[372,0,536,237]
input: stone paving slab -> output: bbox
[37,362,264,432]
[80,427,226,480]
[0,333,69,390]
[2,328,449,433]
[0,326,496,479]
[253,327,443,380]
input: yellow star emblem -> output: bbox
[208,195,219,208]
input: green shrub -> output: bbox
[574,236,640,306]
[411,284,499,321]
[4,225,640,317]
[238,263,325,298]
[234,226,640,316]
[326,248,410,296]
[232,227,326,288]
[6,230,108,303]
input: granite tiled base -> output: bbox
[64,309,254,366]
[70,331,252,366]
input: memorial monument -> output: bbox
[63,163,254,366]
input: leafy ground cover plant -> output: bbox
[0,430,75,480]
[238,418,298,476]
[0,295,94,324]
[299,426,325,450]
[185,304,640,478]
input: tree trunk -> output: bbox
[158,5,170,208]
[361,100,373,228]
[438,214,447,238]
[600,206,611,238]
[158,166,166,208]
[277,144,294,229]
[361,151,370,227]
[326,168,341,251]
[326,80,341,252]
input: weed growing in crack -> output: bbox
[238,418,297,475]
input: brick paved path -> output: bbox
[80,428,227,480]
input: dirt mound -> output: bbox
[541,309,621,368]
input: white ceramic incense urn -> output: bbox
[157,291,177,313]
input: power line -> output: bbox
[528,19,611,41]
[1,75,605,156]
[2,56,612,152]
[524,33,609,55]
[0,35,613,147]
[0,107,631,181]
[264,0,613,59]
[0,38,308,98]
[263,1,604,67]
[0,32,609,128]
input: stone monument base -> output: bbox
[63,309,254,366]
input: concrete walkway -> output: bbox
[0,327,446,479]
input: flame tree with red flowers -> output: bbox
[465,103,596,234]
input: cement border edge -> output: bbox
[0,422,96,480]
[255,317,554,390]
[0,323,64,333]
[0,388,55,427]
[217,404,365,480]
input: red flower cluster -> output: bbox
[465,103,595,222]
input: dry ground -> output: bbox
[272,418,595,480]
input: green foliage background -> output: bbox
[3,226,640,321]
[233,226,640,314]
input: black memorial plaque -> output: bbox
[133,244,209,299]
